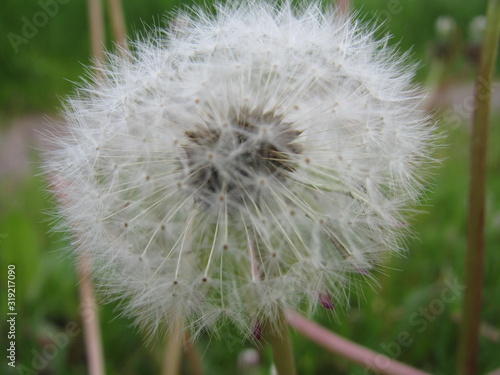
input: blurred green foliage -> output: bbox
[1,0,499,374]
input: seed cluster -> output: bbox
[183,108,303,208]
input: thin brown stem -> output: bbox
[78,256,105,375]
[78,3,107,374]
[162,318,184,375]
[184,331,204,375]
[107,0,128,52]
[458,0,500,374]
[287,311,430,375]
[262,312,297,375]
[87,0,105,64]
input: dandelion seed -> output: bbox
[44,0,435,339]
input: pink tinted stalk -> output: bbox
[286,311,430,375]
[78,257,105,375]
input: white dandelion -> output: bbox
[45,0,434,339]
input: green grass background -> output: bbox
[1,0,499,374]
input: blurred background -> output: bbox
[1,0,499,374]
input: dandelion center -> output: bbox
[183,107,302,207]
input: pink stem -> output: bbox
[336,0,350,13]
[78,256,105,375]
[286,311,430,375]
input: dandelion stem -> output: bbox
[184,331,204,375]
[287,311,430,375]
[459,0,500,374]
[162,318,184,375]
[77,256,105,375]
[336,0,350,14]
[263,311,297,375]
[75,3,107,375]
[87,0,105,65]
[107,0,128,52]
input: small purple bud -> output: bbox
[252,319,262,341]
[319,292,335,310]
[393,221,408,227]
[355,267,370,275]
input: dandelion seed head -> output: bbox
[44,0,435,338]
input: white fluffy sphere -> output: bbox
[45,1,434,338]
